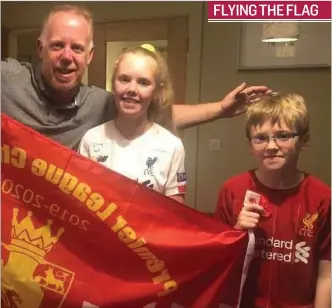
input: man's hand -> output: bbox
[234,203,264,230]
[220,82,271,118]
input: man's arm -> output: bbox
[173,102,225,130]
[315,260,331,308]
[172,82,270,129]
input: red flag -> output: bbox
[1,114,252,308]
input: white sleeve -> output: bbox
[77,133,92,158]
[165,139,187,196]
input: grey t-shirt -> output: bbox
[1,59,115,150]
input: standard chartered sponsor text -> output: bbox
[255,237,310,264]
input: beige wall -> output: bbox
[2,2,331,214]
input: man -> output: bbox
[2,4,271,150]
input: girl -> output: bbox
[78,45,186,203]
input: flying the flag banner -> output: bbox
[208,1,331,21]
[1,113,254,308]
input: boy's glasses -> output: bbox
[250,132,300,145]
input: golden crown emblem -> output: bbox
[4,208,65,264]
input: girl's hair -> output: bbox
[111,45,176,134]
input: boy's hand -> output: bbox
[234,203,264,230]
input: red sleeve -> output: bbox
[317,196,331,261]
[214,184,236,227]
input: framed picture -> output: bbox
[237,22,331,70]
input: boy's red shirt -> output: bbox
[215,170,331,308]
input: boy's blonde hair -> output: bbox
[245,93,309,138]
[111,46,175,133]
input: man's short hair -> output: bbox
[39,5,94,49]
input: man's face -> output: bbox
[38,11,93,94]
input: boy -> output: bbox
[215,93,331,307]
